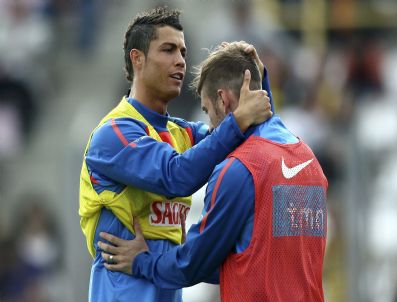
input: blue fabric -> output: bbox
[89,208,182,302]
[133,70,300,289]
[133,118,298,289]
[86,102,244,198]
[86,101,244,197]
[262,67,275,114]
[86,98,246,301]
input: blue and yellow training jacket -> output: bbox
[79,96,246,302]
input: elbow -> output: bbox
[174,173,203,197]
[173,254,202,287]
[178,267,201,287]
[164,157,203,197]
[178,185,196,197]
[162,180,197,198]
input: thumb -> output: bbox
[133,217,144,240]
[240,69,251,92]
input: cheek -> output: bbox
[145,59,163,77]
[145,65,164,85]
[209,113,218,127]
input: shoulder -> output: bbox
[89,117,148,153]
[203,157,254,217]
[93,117,147,139]
[209,157,252,190]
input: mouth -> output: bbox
[170,72,184,82]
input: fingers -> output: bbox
[133,218,144,240]
[257,90,268,97]
[237,41,254,55]
[220,41,229,48]
[99,232,123,246]
[231,40,263,79]
[103,259,128,274]
[240,69,270,96]
[104,262,125,271]
[240,69,251,92]
[102,252,132,274]
[244,44,254,54]
[221,41,252,51]
[253,91,272,121]
[261,92,271,108]
[98,241,118,254]
[263,95,273,119]
[101,252,119,264]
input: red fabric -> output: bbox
[111,118,129,146]
[185,127,194,146]
[90,174,99,185]
[220,136,328,302]
[158,132,174,147]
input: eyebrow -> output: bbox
[160,42,187,53]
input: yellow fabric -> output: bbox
[79,97,193,258]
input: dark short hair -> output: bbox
[123,7,183,82]
[192,43,261,102]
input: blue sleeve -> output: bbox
[132,158,254,289]
[262,67,275,114]
[85,113,244,197]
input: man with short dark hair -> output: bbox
[79,7,271,302]
[99,43,328,302]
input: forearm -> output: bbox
[132,229,224,289]
[132,159,254,288]
[87,114,244,197]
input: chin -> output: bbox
[167,89,181,100]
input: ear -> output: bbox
[130,49,144,70]
[217,89,234,114]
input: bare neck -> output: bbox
[129,83,169,115]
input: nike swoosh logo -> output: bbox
[281,157,313,179]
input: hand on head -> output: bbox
[220,41,264,80]
[233,69,272,132]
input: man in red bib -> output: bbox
[99,42,328,302]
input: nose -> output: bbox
[175,51,185,68]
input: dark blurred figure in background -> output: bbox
[346,37,384,97]
[0,69,37,193]
[76,0,106,54]
[0,0,53,93]
[0,70,37,157]
[0,0,54,162]
[0,193,63,302]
